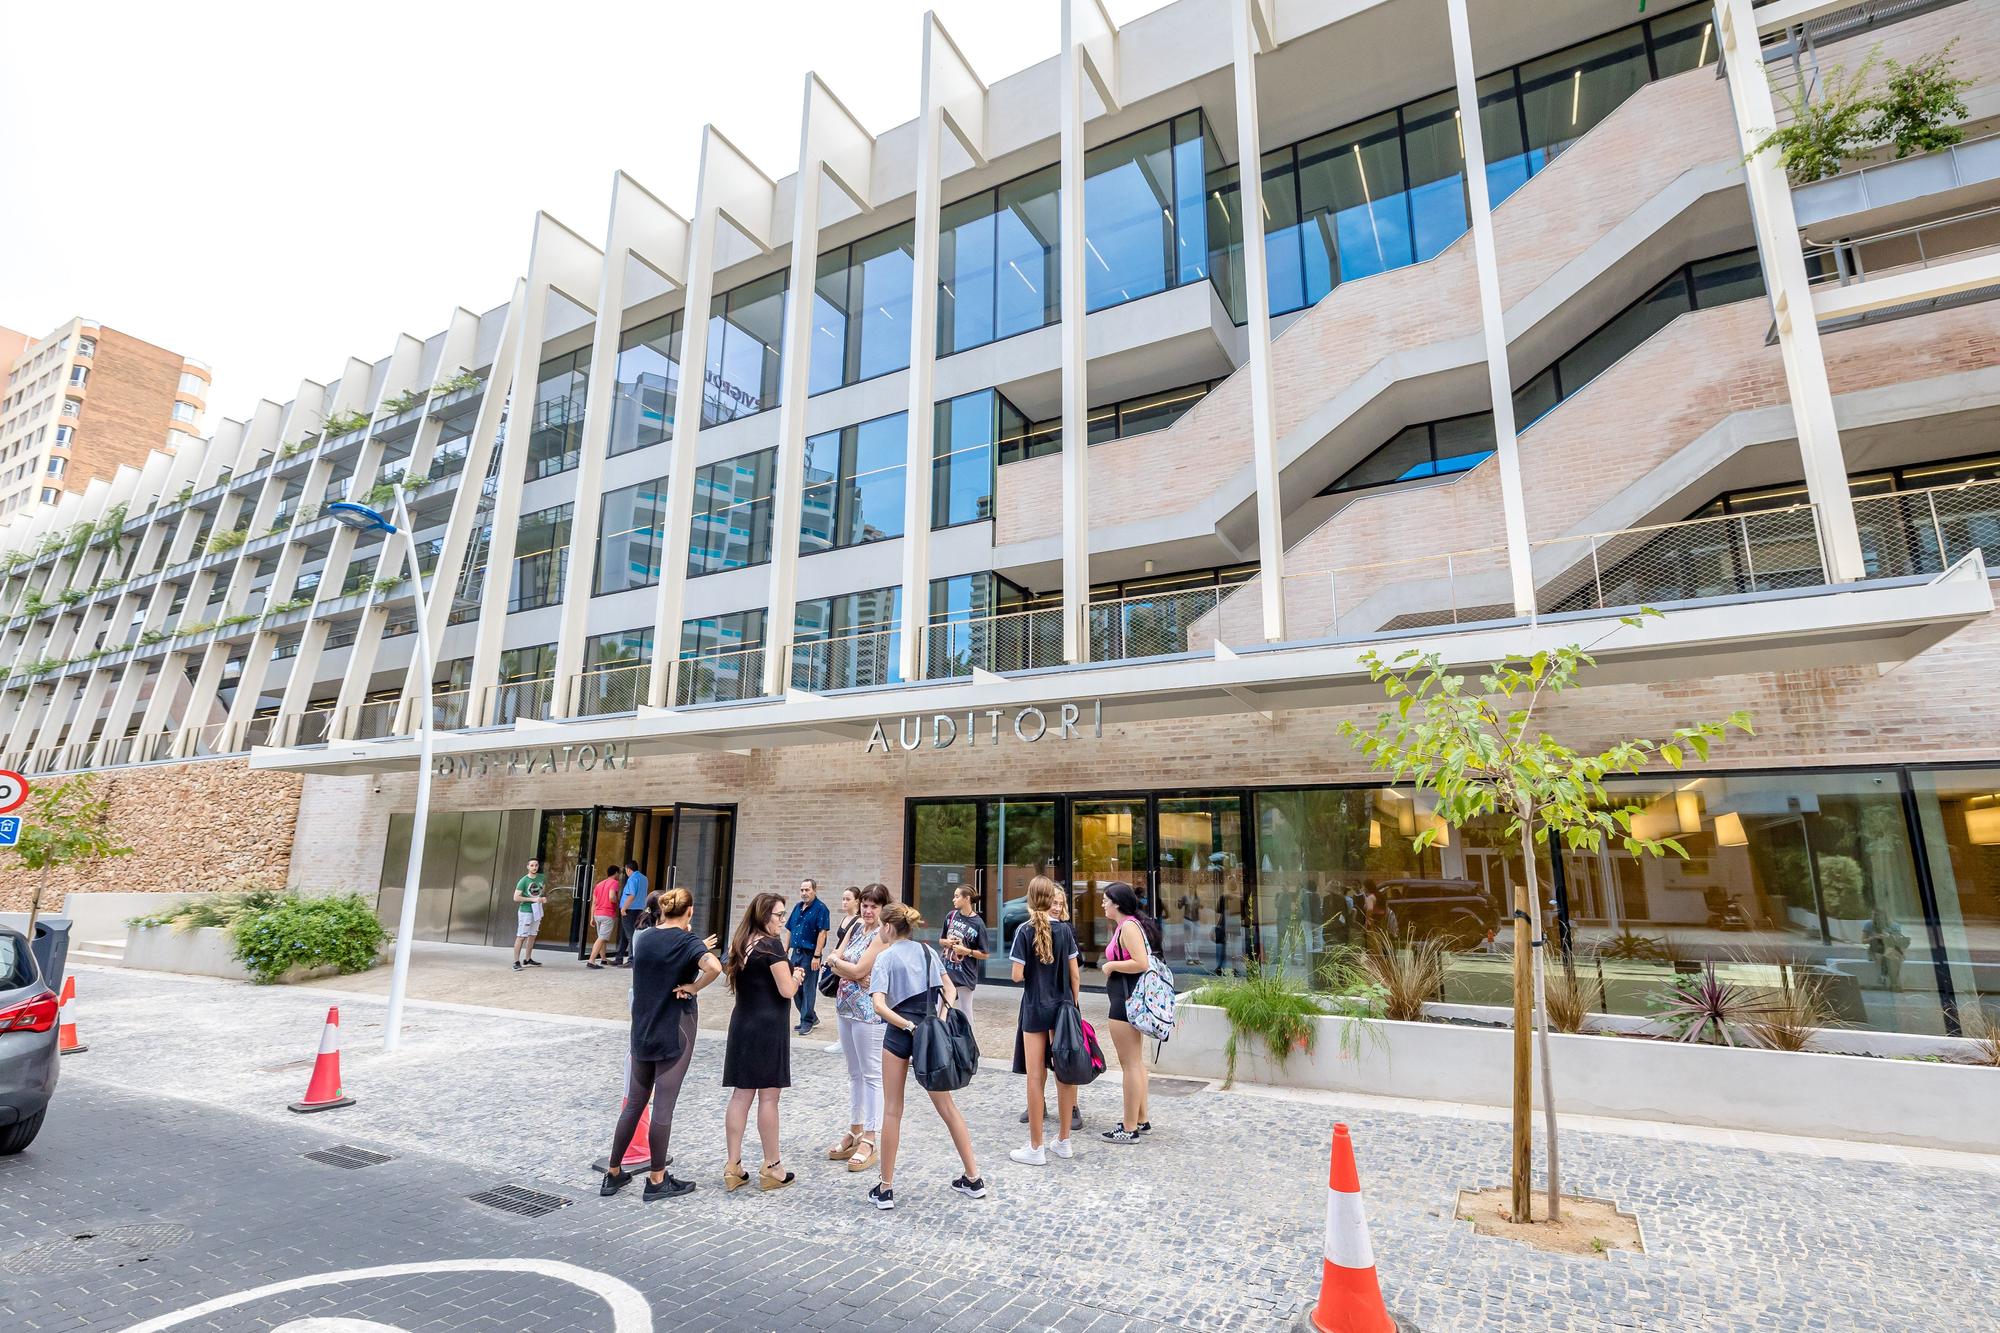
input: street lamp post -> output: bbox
[326,491,435,1055]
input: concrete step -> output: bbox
[72,937,127,966]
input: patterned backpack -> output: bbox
[1126,955,1179,1045]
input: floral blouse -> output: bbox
[835,921,883,1024]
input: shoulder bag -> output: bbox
[911,946,981,1093]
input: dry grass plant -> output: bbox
[1543,963,1604,1035]
[1958,1005,2000,1067]
[1362,932,1448,1023]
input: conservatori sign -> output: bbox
[866,701,1102,754]
[435,741,635,779]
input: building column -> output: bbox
[646,127,778,709]
[764,75,877,697]
[1057,0,1121,663]
[1232,0,1287,642]
[897,12,987,684]
[1445,0,1536,616]
[1719,0,1867,581]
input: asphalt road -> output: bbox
[0,1078,1162,1333]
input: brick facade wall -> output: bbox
[69,327,187,495]
[0,759,303,913]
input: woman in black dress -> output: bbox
[1008,876,1082,1165]
[722,891,804,1192]
[601,887,720,1202]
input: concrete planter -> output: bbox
[1155,1002,2000,1155]
[123,924,377,984]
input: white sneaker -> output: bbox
[1008,1144,1047,1166]
[822,1041,841,1054]
[1050,1138,1075,1159]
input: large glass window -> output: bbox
[594,477,666,595]
[703,272,786,426]
[688,447,775,576]
[1909,771,2000,1029]
[1083,121,1175,310]
[508,503,572,612]
[611,312,680,455]
[932,388,1027,528]
[800,412,907,556]
[811,223,916,393]
[1006,378,1221,466]
[524,348,589,480]
[578,626,653,715]
[678,608,768,706]
[793,585,901,690]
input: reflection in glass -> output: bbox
[1072,798,1149,965]
[1157,795,1248,978]
[611,313,680,455]
[703,272,786,426]
[799,412,908,556]
[525,348,590,480]
[593,478,666,595]
[1909,771,2000,1027]
[688,447,776,575]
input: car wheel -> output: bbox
[0,1109,46,1155]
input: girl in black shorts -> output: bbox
[1008,876,1082,1166]
[1097,881,1161,1144]
[867,903,985,1210]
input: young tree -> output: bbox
[1338,621,1750,1223]
[16,774,132,939]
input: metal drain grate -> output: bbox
[1146,1076,1212,1098]
[468,1184,573,1219]
[2,1224,194,1277]
[305,1144,395,1170]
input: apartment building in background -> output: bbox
[3,0,2000,1048]
[0,317,210,519]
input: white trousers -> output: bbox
[839,1015,885,1132]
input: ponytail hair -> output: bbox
[1102,881,1162,953]
[878,902,926,940]
[1027,876,1061,964]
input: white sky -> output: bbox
[0,0,1167,429]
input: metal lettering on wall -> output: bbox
[435,741,635,779]
[865,701,1103,754]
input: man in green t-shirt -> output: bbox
[512,859,547,971]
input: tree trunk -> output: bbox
[24,866,48,941]
[1508,829,1534,1222]
[1519,819,1562,1223]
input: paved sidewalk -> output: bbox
[49,964,2000,1331]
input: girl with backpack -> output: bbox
[1008,876,1082,1166]
[1097,881,1161,1143]
[866,903,986,1210]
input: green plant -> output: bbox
[205,527,248,555]
[1189,932,1380,1086]
[13,773,132,937]
[1595,928,1673,963]
[432,368,480,396]
[278,440,307,460]
[1749,54,1882,184]
[57,588,84,606]
[1817,854,1868,919]
[18,592,47,617]
[266,518,291,535]
[174,620,215,638]
[218,612,257,627]
[230,892,385,984]
[127,882,288,932]
[381,388,424,415]
[1873,41,1971,157]
[322,409,371,438]
[138,628,169,646]
[365,481,397,507]
[175,483,194,504]
[1362,932,1448,1023]
[91,504,128,556]
[92,577,124,595]
[263,596,311,616]
[1651,963,1770,1047]
[37,533,65,556]
[1338,612,1752,1222]
[399,473,429,491]
[369,575,404,596]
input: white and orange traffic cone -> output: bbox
[592,1096,657,1174]
[287,1006,354,1113]
[1302,1123,1411,1333]
[56,975,86,1055]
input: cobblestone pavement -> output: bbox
[19,965,2000,1331]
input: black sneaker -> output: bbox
[644,1173,696,1201]
[1101,1128,1141,1145]
[951,1175,987,1199]
[524,958,542,967]
[512,962,522,971]
[1136,1121,1152,1135]
[868,1184,895,1210]
[587,962,603,970]
[600,1168,633,1197]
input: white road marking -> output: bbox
[121,1258,652,1333]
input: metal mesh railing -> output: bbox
[340,698,407,740]
[673,645,768,707]
[923,605,1066,679]
[1278,546,1515,638]
[570,663,650,717]
[1087,585,1237,661]
[1852,477,2000,578]
[430,689,472,731]
[792,628,898,692]
[1536,506,1828,615]
[485,677,556,725]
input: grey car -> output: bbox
[0,924,59,1154]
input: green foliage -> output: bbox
[365,481,397,507]
[230,893,385,984]
[21,657,66,678]
[93,503,128,552]
[218,612,257,628]
[128,883,287,932]
[92,577,124,595]
[1816,854,1868,919]
[322,409,372,438]
[267,517,292,535]
[400,473,429,491]
[381,388,424,415]
[277,440,308,460]
[1873,41,1971,158]
[37,533,66,556]
[1750,54,1883,184]
[62,521,94,565]
[369,575,404,596]
[205,527,248,555]
[174,483,194,504]
[1650,962,1770,1047]
[431,369,480,396]
[1362,932,1449,1022]
[138,628,170,646]
[174,620,215,638]
[1189,933,1381,1086]
[11,776,131,934]
[1596,928,1674,962]
[18,591,47,617]
[263,596,312,616]
[58,588,85,606]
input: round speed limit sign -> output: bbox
[0,770,27,816]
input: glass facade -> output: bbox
[1209,2,1718,321]
[931,388,1026,529]
[703,272,786,426]
[1011,378,1222,465]
[594,478,666,596]
[507,503,572,612]
[812,224,916,393]
[1325,249,1762,494]
[793,586,901,691]
[611,312,681,456]
[525,348,589,480]
[800,412,907,556]
[909,764,1998,1034]
[688,447,775,576]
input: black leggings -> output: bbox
[609,1009,698,1172]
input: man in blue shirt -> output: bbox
[614,859,649,967]
[785,878,831,1034]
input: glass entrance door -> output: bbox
[667,803,737,942]
[1157,794,1250,977]
[536,809,588,947]
[1071,796,1149,966]
[911,801,980,932]
[988,799,1059,982]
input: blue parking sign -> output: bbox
[0,817,19,847]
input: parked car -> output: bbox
[0,924,60,1154]
[1374,878,1504,950]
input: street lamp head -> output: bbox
[325,501,396,534]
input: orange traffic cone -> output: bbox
[287,1006,354,1113]
[56,976,86,1055]
[592,1095,657,1174]
[1304,1124,1409,1333]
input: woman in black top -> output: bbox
[602,887,720,1202]
[1008,876,1082,1164]
[722,892,804,1193]
[1097,881,1161,1144]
